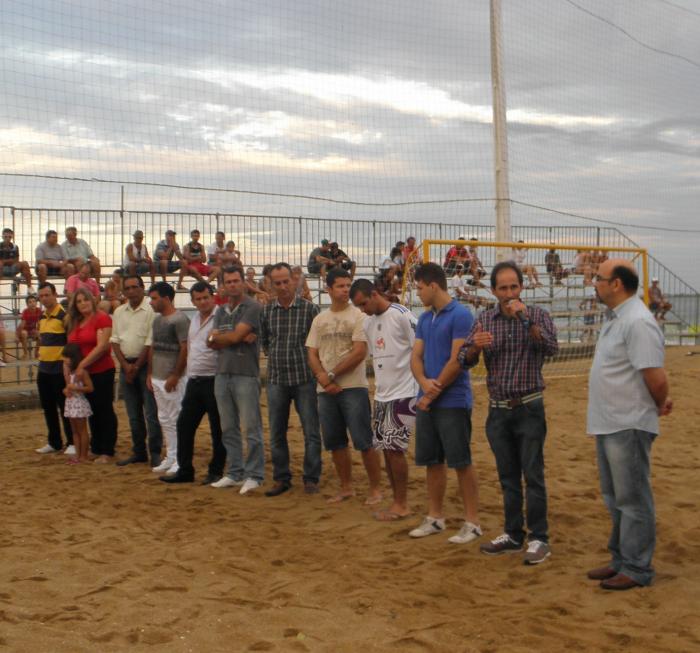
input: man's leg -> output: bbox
[175,378,206,477]
[595,433,622,574]
[120,369,148,458]
[137,367,163,462]
[455,464,480,525]
[426,464,447,519]
[37,372,64,450]
[152,377,185,466]
[597,430,656,586]
[385,450,409,515]
[485,408,525,544]
[293,381,322,485]
[513,401,548,542]
[234,376,265,483]
[36,263,47,285]
[203,378,226,478]
[267,383,293,484]
[318,392,353,501]
[214,374,244,481]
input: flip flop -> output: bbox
[363,494,384,506]
[326,493,355,504]
[373,510,410,522]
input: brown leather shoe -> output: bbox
[587,566,617,581]
[600,573,642,591]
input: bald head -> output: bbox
[598,258,635,279]
[594,257,639,308]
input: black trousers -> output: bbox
[176,376,226,477]
[85,368,118,456]
[37,371,73,449]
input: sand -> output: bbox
[1,347,699,652]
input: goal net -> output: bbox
[401,238,649,381]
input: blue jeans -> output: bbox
[267,382,322,484]
[317,387,373,452]
[121,366,162,459]
[596,429,656,586]
[485,399,549,543]
[214,374,265,482]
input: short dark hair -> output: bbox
[490,261,523,288]
[122,274,144,289]
[190,229,200,236]
[215,231,225,237]
[270,262,292,275]
[190,281,215,297]
[326,267,350,288]
[350,278,376,299]
[222,266,244,280]
[612,265,639,292]
[46,229,57,238]
[414,263,447,291]
[148,281,175,300]
[39,281,57,295]
[2,227,12,235]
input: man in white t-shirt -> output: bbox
[306,268,382,505]
[512,241,541,287]
[351,279,417,521]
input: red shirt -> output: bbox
[68,310,115,374]
[65,274,101,298]
[21,307,43,333]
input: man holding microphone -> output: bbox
[459,261,558,565]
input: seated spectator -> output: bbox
[307,239,333,279]
[1,227,33,291]
[590,249,608,274]
[35,230,74,284]
[218,241,242,268]
[402,236,421,268]
[328,241,356,278]
[154,229,184,282]
[245,266,269,302]
[101,270,125,314]
[258,264,275,303]
[123,230,156,284]
[444,236,470,275]
[375,267,401,303]
[207,231,227,265]
[0,317,5,366]
[65,263,101,302]
[178,229,219,288]
[579,292,599,343]
[16,294,42,358]
[291,265,312,301]
[379,246,402,280]
[649,278,672,320]
[570,249,593,285]
[467,239,487,285]
[450,264,471,300]
[512,240,542,287]
[544,246,567,284]
[62,226,102,286]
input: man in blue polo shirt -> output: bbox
[409,263,481,544]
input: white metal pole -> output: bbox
[490,0,511,260]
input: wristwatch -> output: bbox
[327,371,336,383]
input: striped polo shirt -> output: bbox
[38,304,68,374]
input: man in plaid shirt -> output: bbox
[459,261,558,565]
[261,263,322,496]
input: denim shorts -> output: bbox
[318,387,373,452]
[415,407,472,468]
[2,264,19,277]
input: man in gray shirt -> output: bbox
[208,266,264,495]
[147,282,189,477]
[35,230,73,284]
[586,259,672,591]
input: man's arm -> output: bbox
[329,340,366,378]
[417,339,465,410]
[165,341,188,392]
[208,321,253,348]
[410,339,442,398]
[641,367,672,416]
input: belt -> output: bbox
[189,375,215,381]
[124,357,139,363]
[489,392,543,409]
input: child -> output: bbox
[101,270,125,314]
[16,295,42,358]
[62,343,94,464]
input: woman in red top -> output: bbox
[67,288,118,463]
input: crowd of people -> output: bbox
[22,239,673,589]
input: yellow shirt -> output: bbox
[110,298,155,359]
[38,304,68,374]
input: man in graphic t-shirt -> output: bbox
[351,278,417,521]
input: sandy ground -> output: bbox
[1,348,699,652]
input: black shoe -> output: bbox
[159,473,194,484]
[116,455,148,467]
[265,481,292,497]
[150,455,162,468]
[200,472,221,485]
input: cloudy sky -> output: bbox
[1,0,699,287]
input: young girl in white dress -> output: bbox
[62,343,94,464]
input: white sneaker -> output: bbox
[448,521,483,544]
[64,445,76,455]
[0,360,6,367]
[211,476,243,488]
[409,516,446,538]
[239,478,261,495]
[152,458,174,473]
[165,461,179,476]
[35,444,59,454]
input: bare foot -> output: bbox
[374,509,410,522]
[326,492,355,504]
[364,493,384,506]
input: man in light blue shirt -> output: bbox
[586,259,672,591]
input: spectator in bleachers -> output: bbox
[1,227,33,291]
[379,246,402,279]
[402,236,421,268]
[63,227,102,286]
[450,264,472,301]
[571,249,593,285]
[649,278,672,321]
[444,237,470,276]
[544,246,567,284]
[244,266,269,302]
[307,239,334,279]
[328,241,356,279]
[102,269,126,314]
[512,241,542,287]
[0,318,6,367]
[291,265,312,302]
[207,231,227,265]
[467,239,487,285]
[124,230,156,284]
[16,294,42,359]
[65,262,101,303]
[35,230,74,285]
[178,229,218,289]
[154,229,184,282]
[218,241,242,268]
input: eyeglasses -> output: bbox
[594,275,616,283]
